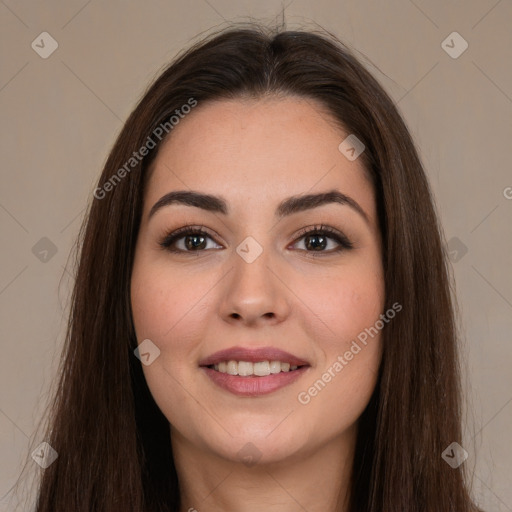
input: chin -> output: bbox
[201,424,310,466]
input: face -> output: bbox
[130,96,385,465]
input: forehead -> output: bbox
[145,96,376,223]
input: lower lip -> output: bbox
[200,366,309,396]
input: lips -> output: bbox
[198,346,310,367]
[201,365,309,396]
[199,346,311,396]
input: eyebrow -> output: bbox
[148,189,370,224]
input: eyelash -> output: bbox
[159,224,353,257]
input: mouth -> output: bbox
[199,346,311,396]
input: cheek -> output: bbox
[130,259,214,425]
[343,278,384,339]
[296,263,384,348]
[131,257,209,342]
[293,263,384,426]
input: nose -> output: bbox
[219,243,292,327]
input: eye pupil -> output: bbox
[305,234,327,251]
[185,234,207,250]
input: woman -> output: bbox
[30,24,482,511]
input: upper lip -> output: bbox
[199,346,310,367]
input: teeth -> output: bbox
[269,361,281,374]
[238,361,253,376]
[254,361,269,376]
[226,360,238,375]
[211,360,301,376]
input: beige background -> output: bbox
[1,0,511,510]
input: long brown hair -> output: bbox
[25,24,482,511]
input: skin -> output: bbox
[130,96,385,512]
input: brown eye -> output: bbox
[160,226,222,253]
[291,224,353,256]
